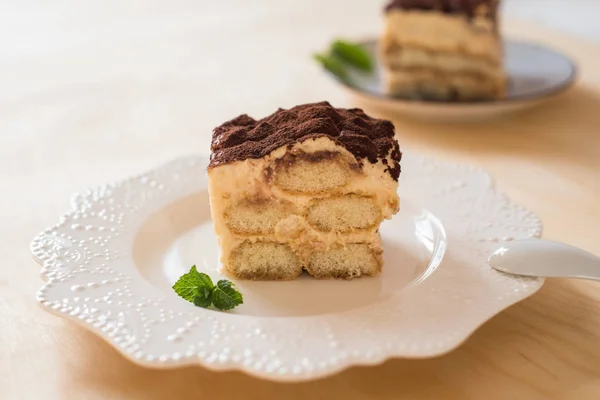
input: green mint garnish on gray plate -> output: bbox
[313,39,374,82]
[313,53,349,81]
[173,265,243,311]
[331,40,373,72]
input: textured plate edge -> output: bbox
[34,276,544,383]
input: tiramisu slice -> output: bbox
[207,102,401,280]
[380,0,506,100]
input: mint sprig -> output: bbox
[172,266,243,311]
[331,40,373,72]
[212,280,244,311]
[313,53,348,82]
[172,265,213,302]
[313,39,374,82]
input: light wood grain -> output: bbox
[1,1,600,399]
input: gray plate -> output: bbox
[334,39,578,104]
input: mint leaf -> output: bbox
[173,267,243,311]
[210,280,243,311]
[331,40,373,72]
[313,53,349,82]
[172,265,214,302]
[193,291,212,308]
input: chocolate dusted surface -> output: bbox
[208,101,402,181]
[385,0,498,18]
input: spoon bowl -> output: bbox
[489,239,600,281]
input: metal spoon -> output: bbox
[489,239,600,281]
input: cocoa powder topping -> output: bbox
[208,101,402,181]
[384,0,498,18]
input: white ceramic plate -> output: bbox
[329,39,577,121]
[31,152,543,381]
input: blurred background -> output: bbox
[504,0,600,39]
[2,2,600,399]
[2,0,597,191]
[1,0,597,119]
[0,0,597,194]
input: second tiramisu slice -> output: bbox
[380,0,506,100]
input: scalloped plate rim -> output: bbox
[33,280,543,382]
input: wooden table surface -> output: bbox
[1,1,600,399]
